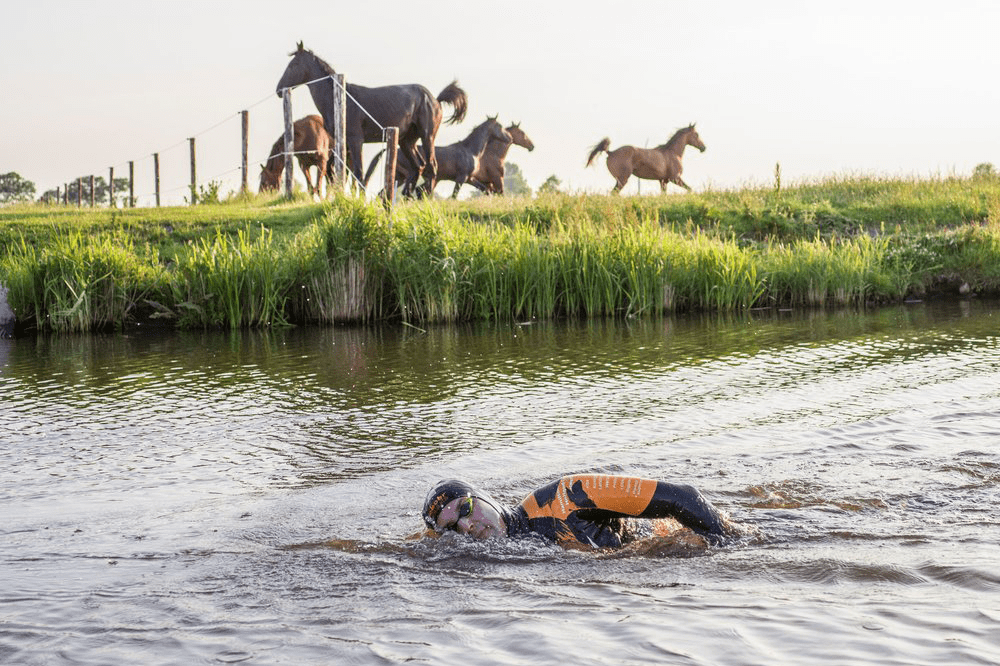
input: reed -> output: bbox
[0,230,165,333]
[761,234,888,306]
[170,226,292,329]
[4,172,1000,332]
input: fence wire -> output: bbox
[50,76,392,207]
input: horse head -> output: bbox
[486,115,511,143]
[259,163,280,192]
[276,42,333,96]
[507,123,535,152]
[685,123,706,153]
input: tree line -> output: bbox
[1,171,134,206]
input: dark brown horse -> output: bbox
[586,124,705,193]
[276,42,467,196]
[367,116,511,198]
[469,122,535,194]
[258,115,331,197]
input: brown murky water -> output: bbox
[2,301,999,664]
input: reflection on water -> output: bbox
[2,300,999,664]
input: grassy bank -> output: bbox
[2,174,1000,333]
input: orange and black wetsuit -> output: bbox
[423,475,729,550]
[503,474,729,549]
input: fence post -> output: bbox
[154,153,161,207]
[382,127,398,208]
[331,73,346,195]
[241,110,249,195]
[109,167,115,208]
[89,175,95,207]
[77,178,82,207]
[282,88,294,199]
[64,183,68,205]
[189,137,197,204]
[128,161,135,207]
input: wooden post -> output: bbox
[76,178,82,207]
[89,175,95,207]
[241,110,249,194]
[282,88,294,198]
[63,184,68,205]
[382,127,398,208]
[331,73,346,195]
[154,153,161,207]
[128,161,135,207]
[109,167,115,208]
[188,137,197,204]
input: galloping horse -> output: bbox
[586,124,705,193]
[469,122,535,194]
[275,42,467,196]
[368,116,511,198]
[258,115,331,197]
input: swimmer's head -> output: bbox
[423,479,476,529]
[422,479,508,539]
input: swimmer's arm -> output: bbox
[638,482,730,535]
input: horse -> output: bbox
[258,115,331,197]
[468,122,535,194]
[366,116,511,198]
[275,42,468,197]
[586,124,705,193]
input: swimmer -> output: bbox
[423,474,733,550]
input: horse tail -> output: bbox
[586,138,611,167]
[363,149,386,188]
[437,80,468,125]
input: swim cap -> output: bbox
[423,479,476,530]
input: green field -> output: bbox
[3,174,1000,333]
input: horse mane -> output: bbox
[290,42,337,76]
[665,124,696,150]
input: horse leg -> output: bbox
[347,135,365,194]
[318,154,329,198]
[671,175,692,191]
[399,145,423,198]
[418,128,437,195]
[299,158,316,198]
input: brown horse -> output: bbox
[367,116,511,198]
[259,115,331,196]
[586,124,705,193]
[276,42,467,197]
[469,122,535,194]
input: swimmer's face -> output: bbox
[434,496,507,539]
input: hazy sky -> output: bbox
[3,1,998,204]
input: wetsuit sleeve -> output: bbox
[531,475,728,536]
[638,481,728,535]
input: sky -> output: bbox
[3,0,999,204]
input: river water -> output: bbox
[2,301,999,665]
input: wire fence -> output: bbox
[46,77,390,208]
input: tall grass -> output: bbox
[1,231,164,333]
[4,173,1000,332]
[170,226,291,329]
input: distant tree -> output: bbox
[538,175,562,195]
[38,188,62,204]
[503,162,532,197]
[973,162,997,180]
[0,172,36,204]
